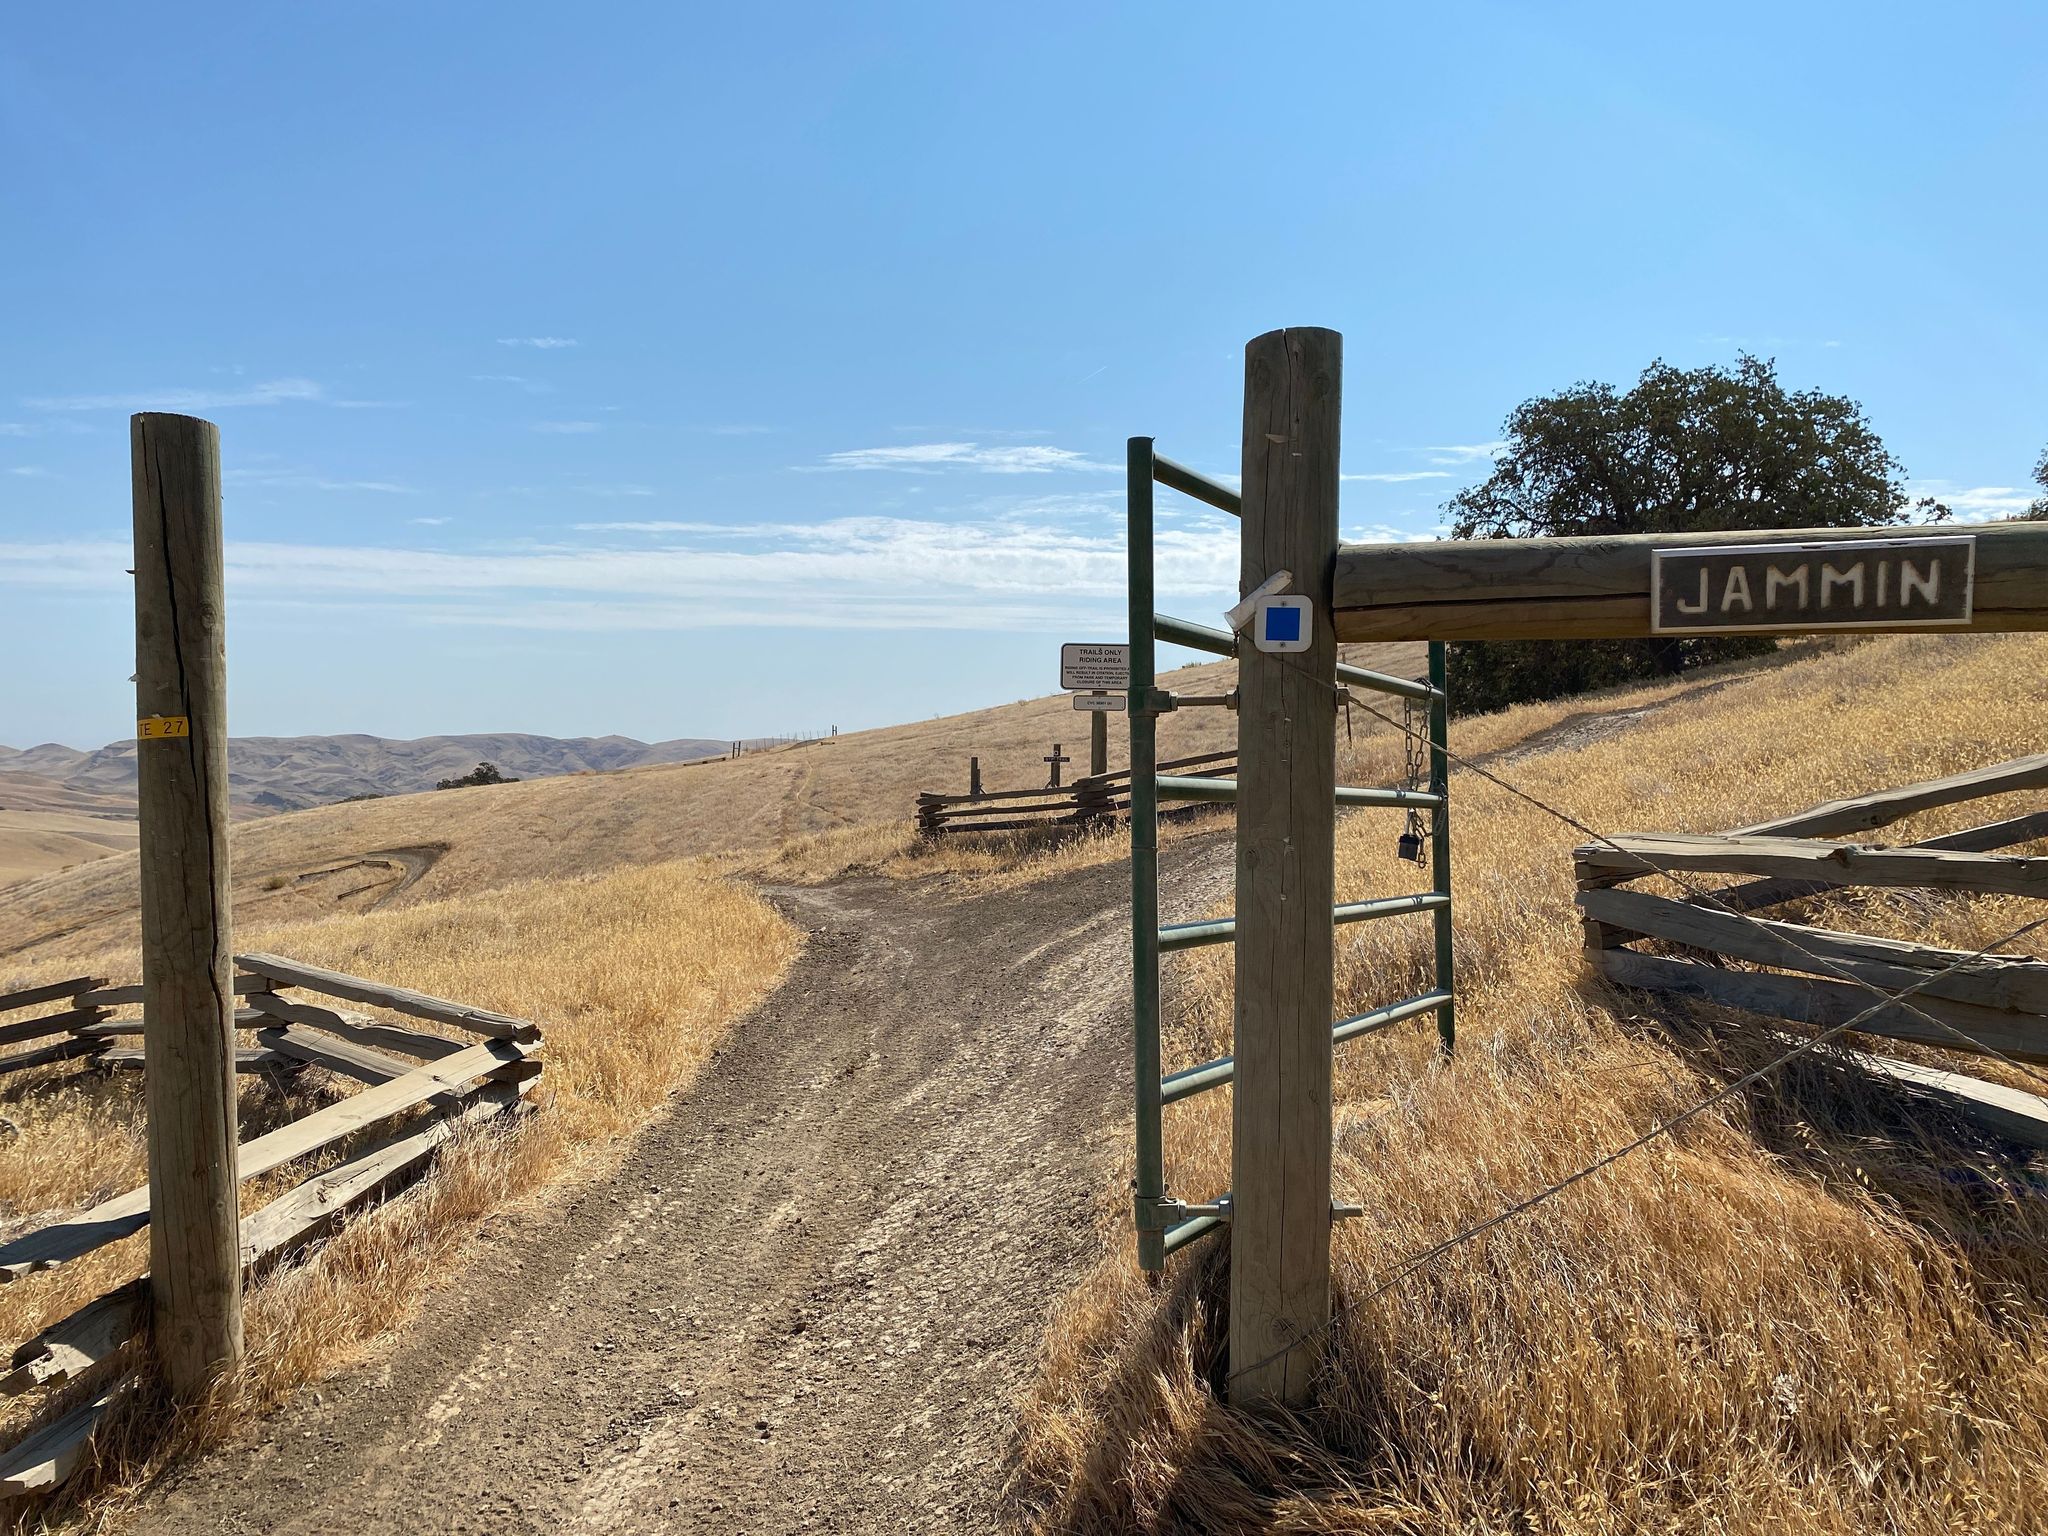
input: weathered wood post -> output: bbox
[1044,743,1069,789]
[969,756,982,798]
[131,412,244,1396]
[1230,327,1341,1405]
[1089,709,1109,777]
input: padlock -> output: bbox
[1396,829,1425,863]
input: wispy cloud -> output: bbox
[570,520,785,536]
[809,442,1115,474]
[471,373,553,395]
[497,336,578,349]
[226,469,418,495]
[1340,522,1443,544]
[1342,470,1453,483]
[531,420,602,435]
[1906,480,2040,521]
[7,466,53,478]
[572,483,654,498]
[0,421,87,438]
[1422,441,1508,466]
[0,515,1237,634]
[410,516,453,527]
[27,377,330,412]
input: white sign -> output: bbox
[1251,595,1313,653]
[1060,642,1130,691]
[1073,693,1127,712]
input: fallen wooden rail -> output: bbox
[0,957,544,1499]
[1577,752,2048,1131]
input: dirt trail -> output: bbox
[128,853,1218,1534]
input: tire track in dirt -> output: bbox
[123,850,1212,1534]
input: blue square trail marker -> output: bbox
[1252,594,1313,653]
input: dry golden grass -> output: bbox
[1018,631,2048,1535]
[0,857,796,1523]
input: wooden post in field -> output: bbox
[1230,327,1341,1405]
[131,412,244,1397]
[1089,709,1109,777]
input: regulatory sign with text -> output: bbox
[1073,693,1127,712]
[1650,536,1975,635]
[1060,642,1130,691]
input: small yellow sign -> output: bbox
[137,715,191,740]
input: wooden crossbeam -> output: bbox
[1576,833,2048,899]
[1710,811,2048,913]
[1578,886,2048,1015]
[0,978,104,1015]
[1332,521,2048,641]
[241,993,464,1061]
[234,953,540,1042]
[1733,753,2048,839]
[1593,948,2048,1064]
[0,1008,105,1050]
[0,1036,535,1280]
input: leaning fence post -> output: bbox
[1230,328,1341,1405]
[132,412,244,1397]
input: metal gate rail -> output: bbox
[1128,436,1456,1271]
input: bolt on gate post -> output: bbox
[1232,328,1342,1405]
[132,412,245,1396]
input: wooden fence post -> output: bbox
[1230,327,1341,1405]
[131,412,244,1397]
[1089,709,1109,777]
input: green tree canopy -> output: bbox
[1446,355,1937,541]
[1442,357,1941,714]
[2029,445,2047,520]
[435,760,518,790]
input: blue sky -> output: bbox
[3,3,2042,748]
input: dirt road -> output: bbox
[129,854,1213,1534]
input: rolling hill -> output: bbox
[0,730,742,887]
[0,642,1422,964]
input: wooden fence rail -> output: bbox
[916,750,1236,837]
[0,957,543,1499]
[1577,751,2048,1140]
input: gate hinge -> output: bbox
[1156,1194,1233,1223]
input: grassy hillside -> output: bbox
[0,643,1421,972]
[1019,631,2048,1535]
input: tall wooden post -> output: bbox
[132,412,244,1396]
[1088,709,1109,777]
[1230,328,1341,1405]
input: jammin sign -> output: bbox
[1650,535,1975,635]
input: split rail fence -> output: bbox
[0,954,544,1498]
[1577,752,2048,1137]
[916,749,1237,837]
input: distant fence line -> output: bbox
[916,749,1237,837]
[727,729,835,759]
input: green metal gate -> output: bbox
[1126,436,1456,1271]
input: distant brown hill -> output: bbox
[0,732,730,816]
